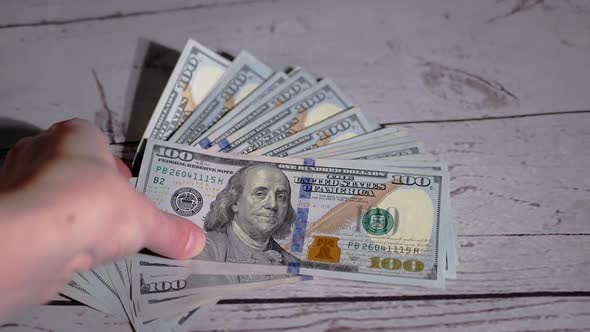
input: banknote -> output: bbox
[292,126,408,158]
[133,160,455,318]
[133,256,294,302]
[136,139,449,291]
[218,80,354,154]
[141,39,231,141]
[199,71,316,149]
[195,71,289,148]
[61,280,111,314]
[169,51,273,145]
[105,260,135,324]
[253,108,377,157]
[300,136,416,159]
[378,153,440,162]
[70,271,94,292]
[134,262,301,320]
[325,141,424,160]
[88,267,132,319]
[68,268,128,320]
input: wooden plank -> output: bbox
[1,2,589,331]
[2,306,130,332]
[164,297,590,331]
[0,0,258,26]
[1,0,589,136]
[396,113,590,236]
[5,296,590,331]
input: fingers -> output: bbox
[49,119,207,260]
[67,182,206,266]
[47,119,115,167]
[114,157,132,178]
[36,119,208,263]
[0,136,41,189]
[2,136,35,170]
[143,207,207,260]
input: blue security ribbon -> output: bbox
[291,208,309,253]
[291,158,315,253]
[219,138,231,151]
[199,138,212,149]
[287,262,301,274]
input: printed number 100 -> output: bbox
[369,257,424,272]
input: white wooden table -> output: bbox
[2,1,590,331]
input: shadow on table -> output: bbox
[0,117,42,166]
[124,38,237,141]
[124,38,179,143]
[123,38,235,173]
[1,39,236,169]
[122,38,181,171]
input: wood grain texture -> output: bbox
[397,113,590,236]
[5,296,590,332]
[2,1,590,331]
[0,0,262,27]
[1,0,590,137]
[2,306,130,332]
[168,297,590,332]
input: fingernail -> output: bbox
[184,228,206,258]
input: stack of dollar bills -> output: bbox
[61,39,457,331]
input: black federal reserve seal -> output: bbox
[171,187,203,217]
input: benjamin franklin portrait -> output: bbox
[196,163,300,269]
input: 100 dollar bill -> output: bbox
[218,80,354,154]
[293,126,407,158]
[200,71,316,150]
[328,141,423,160]
[169,51,273,145]
[141,39,230,141]
[137,139,448,289]
[253,108,377,157]
[131,256,298,320]
[195,71,290,148]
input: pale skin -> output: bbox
[0,119,206,321]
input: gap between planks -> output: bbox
[0,0,275,30]
[48,291,590,307]
[380,109,590,126]
[3,108,587,154]
[105,108,590,147]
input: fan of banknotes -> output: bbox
[61,39,457,331]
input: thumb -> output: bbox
[143,209,206,260]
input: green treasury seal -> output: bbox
[362,208,395,236]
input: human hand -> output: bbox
[0,119,206,320]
